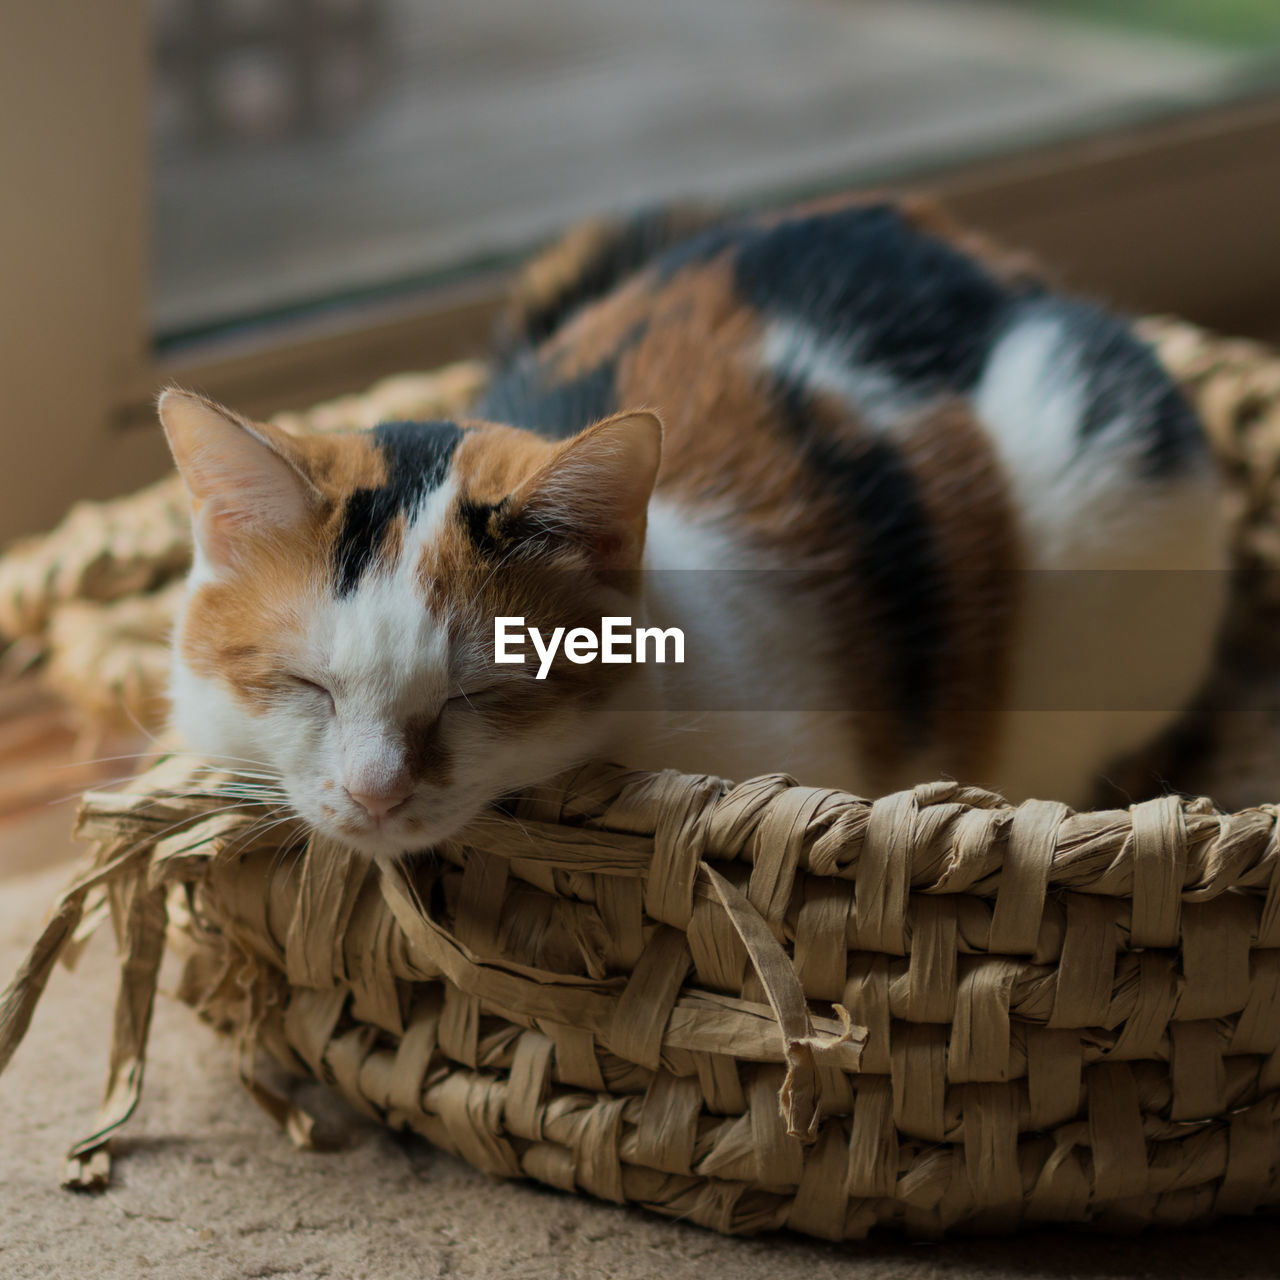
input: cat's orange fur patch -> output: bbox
[181,528,328,714]
[182,428,399,715]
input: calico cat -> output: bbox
[160,195,1228,859]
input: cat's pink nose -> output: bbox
[344,786,412,821]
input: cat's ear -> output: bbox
[158,388,320,570]
[512,410,663,569]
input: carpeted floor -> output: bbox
[4,857,1280,1280]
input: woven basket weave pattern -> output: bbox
[58,759,1280,1237]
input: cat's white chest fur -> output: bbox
[612,500,867,790]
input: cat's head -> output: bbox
[158,389,662,859]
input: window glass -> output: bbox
[153,0,1280,340]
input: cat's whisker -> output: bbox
[56,750,161,770]
[262,836,310,886]
[118,693,169,750]
[239,803,303,832]
[493,808,540,857]
[238,813,308,860]
[187,754,281,776]
[45,771,175,806]
[56,753,284,795]
[203,779,285,791]
[47,760,288,810]
[84,797,302,871]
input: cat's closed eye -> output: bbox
[287,675,335,709]
[448,682,504,704]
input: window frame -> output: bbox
[0,0,162,547]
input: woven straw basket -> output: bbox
[2,318,1280,1240]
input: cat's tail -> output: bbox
[496,204,724,355]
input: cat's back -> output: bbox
[483,197,1217,567]
[482,198,1228,801]
[483,198,1209,529]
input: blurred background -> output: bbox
[3,0,1280,545]
[150,0,1280,338]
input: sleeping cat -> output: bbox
[159,195,1228,859]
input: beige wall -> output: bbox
[0,0,170,547]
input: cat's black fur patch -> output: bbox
[479,352,618,438]
[480,323,646,438]
[332,419,462,597]
[505,205,721,350]
[651,220,743,280]
[457,496,509,560]
[776,380,945,743]
[1052,300,1205,478]
[732,204,1026,393]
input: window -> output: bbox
[153,0,1280,340]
